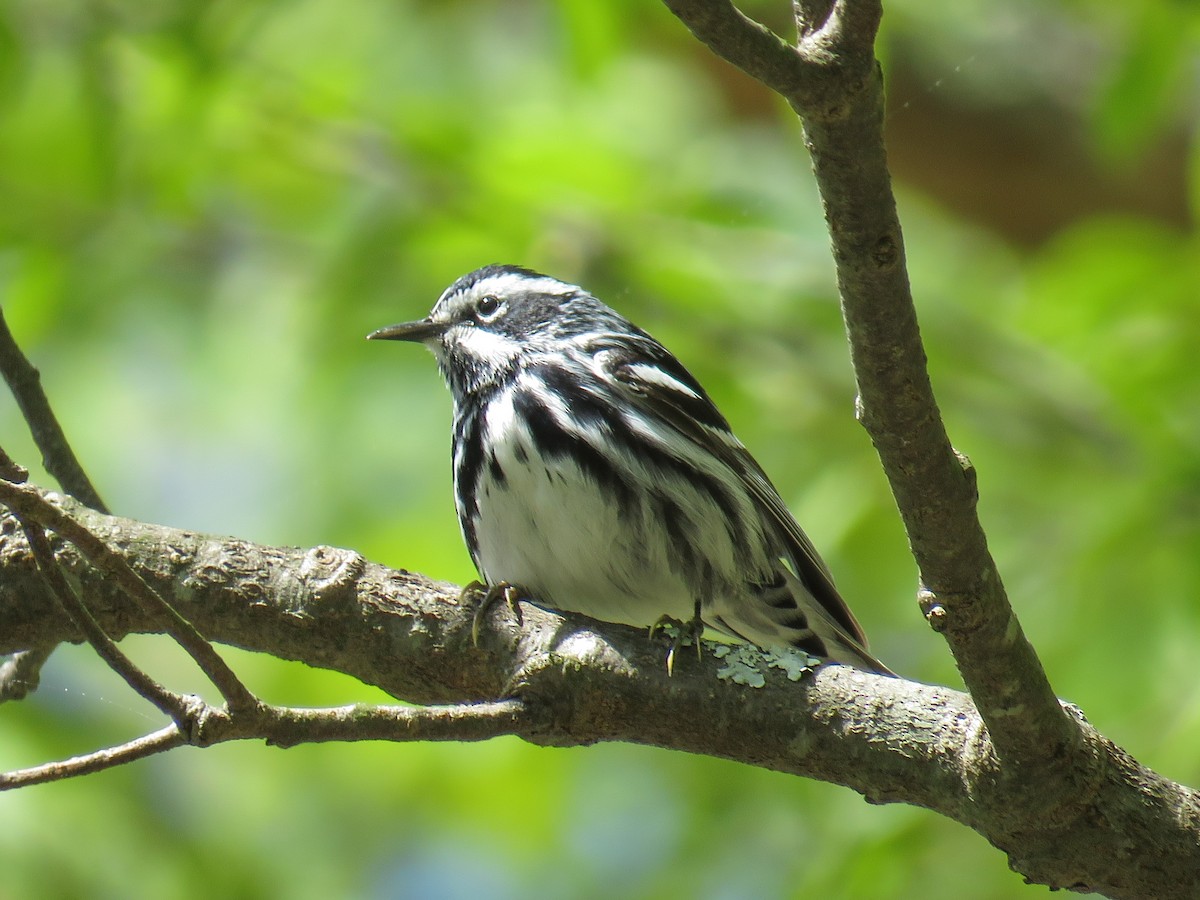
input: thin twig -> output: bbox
[20,520,197,722]
[0,308,108,513]
[0,724,185,790]
[0,699,528,791]
[0,480,258,713]
[0,443,28,485]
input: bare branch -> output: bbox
[0,444,28,486]
[0,480,257,713]
[14,510,247,755]
[660,1,807,96]
[254,700,528,748]
[0,489,1198,896]
[661,0,879,119]
[0,309,108,513]
[0,725,185,791]
[19,519,198,721]
[0,443,48,701]
[660,0,1075,774]
[0,698,528,791]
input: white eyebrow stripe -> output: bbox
[451,272,580,303]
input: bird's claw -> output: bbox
[467,581,525,646]
[649,614,705,676]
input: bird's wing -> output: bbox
[593,334,871,650]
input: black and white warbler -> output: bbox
[369,264,889,674]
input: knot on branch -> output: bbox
[872,232,900,269]
[954,449,979,502]
[176,694,226,747]
[298,545,365,612]
[919,590,948,633]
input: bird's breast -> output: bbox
[462,382,696,625]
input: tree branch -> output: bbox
[0,309,108,513]
[253,699,528,747]
[0,452,44,703]
[0,479,256,713]
[0,299,114,702]
[0,700,528,791]
[20,518,201,722]
[659,0,879,120]
[661,0,1075,777]
[0,724,186,790]
[0,488,1197,897]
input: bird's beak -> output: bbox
[366,318,448,343]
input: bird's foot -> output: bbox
[464,581,526,646]
[649,613,704,676]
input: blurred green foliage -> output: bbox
[2,0,1198,897]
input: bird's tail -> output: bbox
[780,567,895,676]
[819,629,895,676]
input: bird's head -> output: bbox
[368,264,630,398]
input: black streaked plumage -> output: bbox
[369,264,890,673]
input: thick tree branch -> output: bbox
[662,0,1075,776]
[0,489,1197,897]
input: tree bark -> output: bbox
[1,490,1198,898]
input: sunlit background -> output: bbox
[2,0,1198,897]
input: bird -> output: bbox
[368,264,890,674]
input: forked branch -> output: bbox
[661,0,1075,770]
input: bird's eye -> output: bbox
[476,295,503,321]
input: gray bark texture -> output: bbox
[1,493,1199,897]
